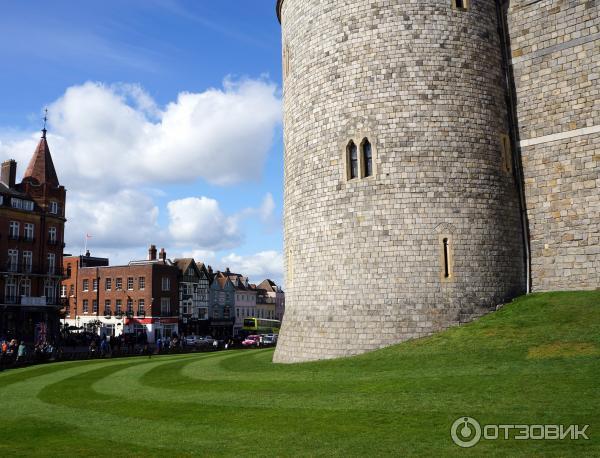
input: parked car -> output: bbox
[184,335,201,346]
[242,335,260,347]
[262,335,276,345]
[197,336,215,347]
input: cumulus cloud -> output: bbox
[167,196,240,250]
[0,78,283,276]
[66,189,161,250]
[0,77,281,191]
[221,251,283,284]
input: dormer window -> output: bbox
[11,198,34,211]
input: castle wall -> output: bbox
[275,0,526,363]
[506,0,599,291]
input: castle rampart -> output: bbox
[274,0,527,363]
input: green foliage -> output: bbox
[0,291,598,456]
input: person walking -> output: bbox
[16,341,27,364]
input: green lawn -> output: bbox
[0,291,598,457]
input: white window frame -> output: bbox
[47,253,56,274]
[45,280,56,302]
[162,277,170,291]
[9,221,19,239]
[20,277,31,297]
[161,297,170,315]
[8,249,18,271]
[48,226,57,242]
[50,201,58,214]
[24,223,34,241]
[22,251,33,273]
[5,277,17,302]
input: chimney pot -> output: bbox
[159,248,166,262]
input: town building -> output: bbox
[63,245,179,341]
[222,269,257,336]
[256,279,285,322]
[174,258,210,336]
[209,270,236,338]
[61,251,110,330]
[0,127,66,343]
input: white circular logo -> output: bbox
[451,417,482,448]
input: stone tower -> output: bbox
[274,0,526,363]
[505,0,599,291]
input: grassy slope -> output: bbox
[0,291,598,457]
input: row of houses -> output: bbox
[0,128,284,345]
[62,245,285,342]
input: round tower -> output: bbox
[274,0,526,363]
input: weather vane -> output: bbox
[42,108,48,138]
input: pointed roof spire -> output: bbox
[42,108,48,139]
[22,109,60,187]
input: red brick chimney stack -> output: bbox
[148,245,157,261]
[159,248,166,262]
[1,160,17,188]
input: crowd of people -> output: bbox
[0,338,59,369]
[0,331,255,371]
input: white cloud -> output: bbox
[221,250,283,284]
[258,193,275,223]
[0,77,281,192]
[167,196,240,250]
[0,78,283,276]
[66,189,161,250]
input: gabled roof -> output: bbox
[257,279,278,292]
[174,258,197,274]
[22,135,60,187]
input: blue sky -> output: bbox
[0,0,285,285]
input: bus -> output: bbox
[242,318,281,334]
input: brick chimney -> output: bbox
[159,248,166,262]
[148,244,157,261]
[1,160,17,188]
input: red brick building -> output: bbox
[0,128,66,343]
[63,245,179,341]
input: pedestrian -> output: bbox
[16,341,27,364]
